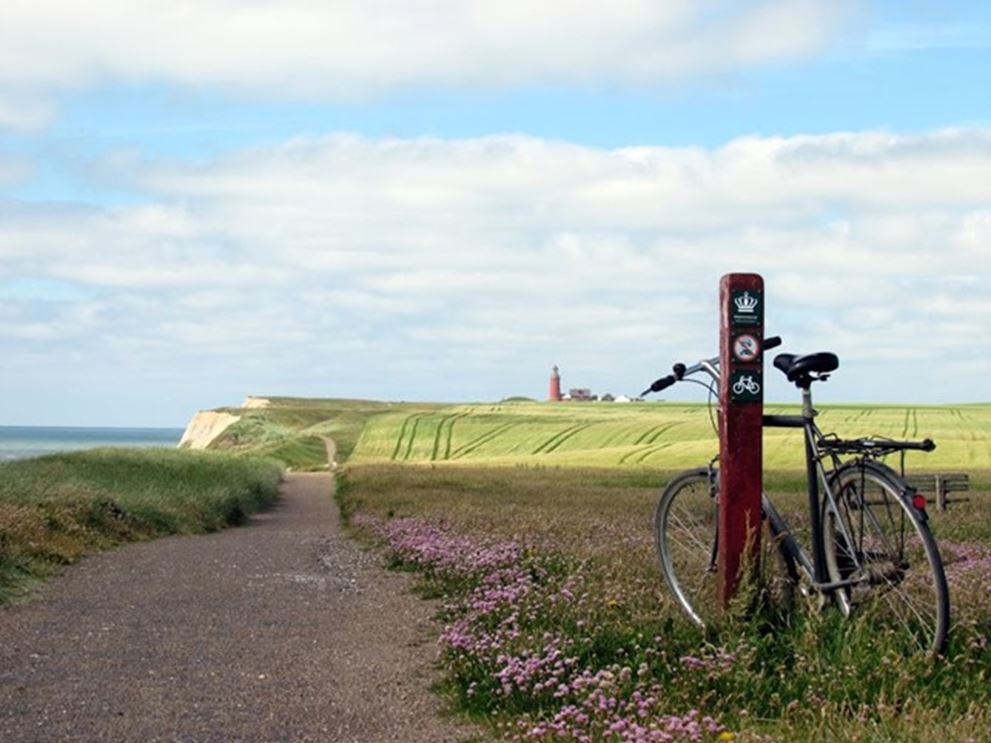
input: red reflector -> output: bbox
[912,494,927,511]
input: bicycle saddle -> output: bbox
[773,352,839,388]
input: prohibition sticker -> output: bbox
[733,334,761,363]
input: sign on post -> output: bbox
[718,273,764,606]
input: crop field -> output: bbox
[349,401,991,471]
[340,463,991,742]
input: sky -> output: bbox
[1,0,990,427]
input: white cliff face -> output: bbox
[178,411,241,449]
[242,397,270,409]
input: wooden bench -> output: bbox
[905,473,970,512]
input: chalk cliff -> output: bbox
[178,411,241,450]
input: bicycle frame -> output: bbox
[653,344,949,652]
[764,391,848,590]
[684,356,880,596]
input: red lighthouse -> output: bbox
[549,365,562,402]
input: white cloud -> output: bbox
[1,126,989,412]
[0,94,55,131]
[0,153,31,187]
[0,0,859,129]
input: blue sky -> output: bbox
[1,0,990,426]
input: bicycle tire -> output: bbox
[654,468,797,627]
[823,461,950,655]
[654,468,720,627]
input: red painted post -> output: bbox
[718,273,764,606]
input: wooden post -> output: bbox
[718,273,765,606]
[936,474,947,512]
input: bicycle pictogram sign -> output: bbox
[729,369,762,403]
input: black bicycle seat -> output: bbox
[773,352,839,388]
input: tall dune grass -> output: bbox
[0,448,282,603]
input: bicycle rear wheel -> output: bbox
[823,462,950,655]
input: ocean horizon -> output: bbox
[0,425,186,461]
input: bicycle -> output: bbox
[642,337,950,655]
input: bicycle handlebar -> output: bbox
[640,335,782,398]
[642,374,677,396]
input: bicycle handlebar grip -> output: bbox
[921,438,936,452]
[642,374,676,397]
[764,335,782,350]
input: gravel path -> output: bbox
[0,473,479,742]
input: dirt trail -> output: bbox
[0,473,476,742]
[324,437,338,470]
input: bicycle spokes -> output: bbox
[824,467,949,654]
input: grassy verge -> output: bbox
[0,448,283,604]
[339,463,991,742]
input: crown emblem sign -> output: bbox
[734,291,759,314]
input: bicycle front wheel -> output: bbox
[654,468,721,627]
[823,462,950,655]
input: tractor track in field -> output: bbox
[633,423,670,446]
[644,423,681,445]
[430,415,449,461]
[442,414,466,460]
[431,413,468,461]
[0,473,475,743]
[533,423,592,455]
[390,414,414,460]
[402,415,423,460]
[543,423,594,454]
[633,443,672,464]
[901,408,919,439]
[449,421,520,460]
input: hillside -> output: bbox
[185,396,991,472]
[349,400,991,471]
[195,397,445,469]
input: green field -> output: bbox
[206,397,446,468]
[347,400,991,471]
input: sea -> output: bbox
[0,426,186,462]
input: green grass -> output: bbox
[339,462,991,742]
[193,395,991,473]
[205,397,446,469]
[0,448,283,604]
[349,400,991,471]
